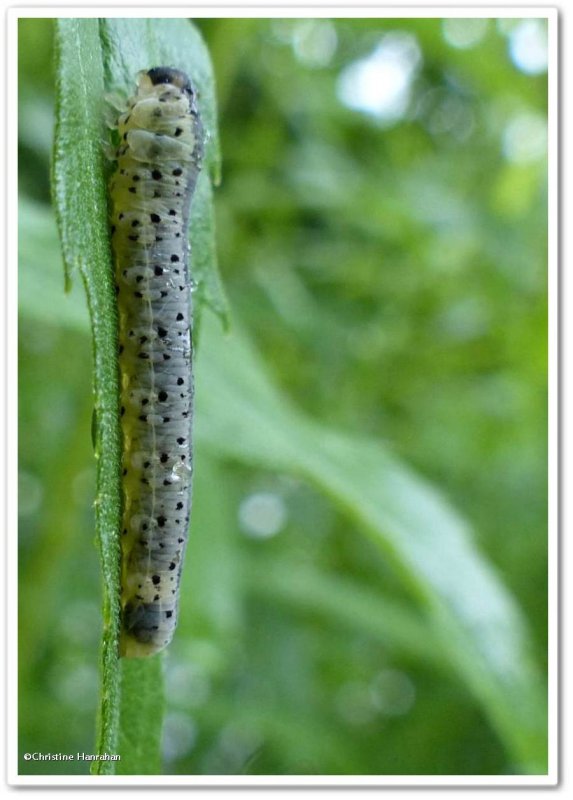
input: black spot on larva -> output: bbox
[128,187,136,194]
[158,327,167,338]
[150,213,161,223]
[160,290,168,297]
[157,515,166,527]
[139,336,148,344]
[163,416,171,423]
[163,354,171,361]
[158,390,168,402]
[160,453,169,464]
[154,594,160,601]
[134,291,143,298]
[133,174,140,182]
[141,398,149,406]
[128,234,138,241]
[173,168,183,176]
[119,344,124,354]
[138,352,149,359]
[139,415,147,422]
[166,610,173,618]
[169,562,176,570]
[174,127,183,137]
[152,575,161,585]
[121,406,125,416]
[177,378,184,386]
[176,313,184,321]
[123,468,128,476]
[136,275,144,283]
[142,524,148,532]
[153,190,161,198]
[176,500,184,509]
[152,169,162,180]
[154,266,164,276]
[177,537,184,544]
[123,132,128,141]
[168,209,176,216]
[131,219,140,227]
[115,285,120,295]
[171,255,180,263]
[163,479,172,486]
[143,461,150,469]
[175,233,181,238]
[111,225,116,235]
[174,269,180,274]
[156,236,163,242]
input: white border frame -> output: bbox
[5,3,559,789]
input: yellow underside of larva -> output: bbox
[120,630,160,658]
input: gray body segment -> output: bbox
[109,68,203,657]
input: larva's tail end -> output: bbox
[119,630,167,659]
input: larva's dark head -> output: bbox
[147,67,195,98]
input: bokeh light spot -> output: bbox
[508,19,548,75]
[18,470,44,517]
[442,18,490,49]
[292,19,337,68]
[337,32,421,124]
[503,111,547,163]
[238,491,287,539]
[370,669,416,717]
[162,712,197,762]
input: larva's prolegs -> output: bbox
[109,67,203,658]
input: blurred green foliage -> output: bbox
[18,16,548,777]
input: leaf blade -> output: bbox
[52,18,122,775]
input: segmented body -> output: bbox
[109,67,203,657]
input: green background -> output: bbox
[19,16,548,776]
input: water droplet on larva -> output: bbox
[172,461,192,479]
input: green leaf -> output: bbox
[194,315,548,773]
[245,556,447,671]
[116,657,165,775]
[52,18,122,776]
[18,197,90,330]
[51,17,224,775]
